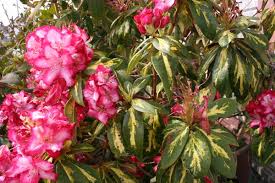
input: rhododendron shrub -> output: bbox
[0,0,274,182]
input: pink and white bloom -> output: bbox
[5,155,56,183]
[246,90,275,133]
[84,65,120,125]
[153,0,176,12]
[25,25,93,87]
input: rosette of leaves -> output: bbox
[198,15,271,102]
[156,92,240,182]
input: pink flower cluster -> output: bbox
[83,65,120,125]
[0,91,74,182]
[25,25,93,87]
[134,0,175,34]
[246,90,275,133]
[0,145,56,183]
[0,24,95,183]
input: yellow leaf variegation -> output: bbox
[159,122,189,170]
[181,131,211,177]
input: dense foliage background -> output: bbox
[0,0,274,183]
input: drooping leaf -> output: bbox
[243,31,268,50]
[188,0,218,39]
[207,98,239,121]
[181,130,211,177]
[107,120,127,157]
[127,40,151,73]
[151,52,173,101]
[64,97,77,123]
[211,127,239,147]
[122,108,144,157]
[159,122,189,170]
[211,48,232,96]
[71,76,85,106]
[229,49,250,99]
[209,134,237,178]
[199,46,219,81]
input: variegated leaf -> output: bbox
[71,76,85,106]
[229,50,250,99]
[151,52,173,101]
[209,134,236,178]
[107,120,127,157]
[152,37,171,54]
[159,123,189,170]
[127,40,151,73]
[211,127,238,146]
[122,108,144,157]
[207,98,239,121]
[212,48,232,97]
[188,0,218,39]
[181,130,211,177]
[56,159,102,183]
[110,167,137,183]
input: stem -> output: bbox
[168,0,181,35]
[152,68,157,99]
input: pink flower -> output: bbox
[134,8,170,34]
[0,145,12,182]
[24,105,74,156]
[25,25,93,87]
[26,122,74,156]
[5,155,56,183]
[171,103,184,115]
[84,65,120,125]
[153,155,161,172]
[153,0,176,12]
[246,90,275,133]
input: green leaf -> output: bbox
[107,120,127,157]
[64,97,77,123]
[211,48,232,96]
[151,52,173,101]
[159,123,189,170]
[127,40,151,73]
[131,99,159,114]
[71,77,85,106]
[152,38,171,54]
[188,0,218,39]
[69,143,96,154]
[229,49,250,99]
[87,0,105,18]
[110,167,137,183]
[122,108,144,157]
[218,30,236,48]
[181,130,211,177]
[209,135,236,178]
[114,70,132,101]
[131,75,151,96]
[207,98,239,121]
[243,31,268,50]
[199,46,219,81]
[211,127,238,146]
[56,159,102,183]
